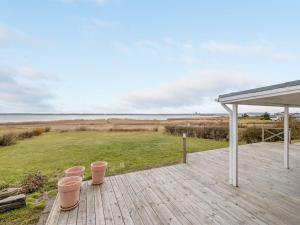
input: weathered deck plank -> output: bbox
[106,177,125,225]
[118,174,163,225]
[46,193,60,225]
[46,143,300,225]
[134,172,193,225]
[87,181,96,225]
[112,176,144,225]
[93,185,105,225]
[100,180,114,225]
[76,181,88,225]
[126,172,182,225]
[109,178,135,225]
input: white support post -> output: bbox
[232,104,238,187]
[284,106,289,169]
[228,112,233,185]
[221,103,233,185]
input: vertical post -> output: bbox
[262,127,265,142]
[232,104,238,187]
[182,133,187,163]
[221,103,233,185]
[284,106,289,169]
[228,112,233,184]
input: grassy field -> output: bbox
[0,131,227,225]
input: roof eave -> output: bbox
[218,84,300,106]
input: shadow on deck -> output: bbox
[46,142,300,225]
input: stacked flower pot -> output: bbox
[58,161,107,211]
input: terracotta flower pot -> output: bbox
[58,176,82,210]
[65,166,85,178]
[91,161,108,185]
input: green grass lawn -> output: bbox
[0,131,227,225]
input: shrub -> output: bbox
[18,131,34,140]
[165,125,290,144]
[0,133,17,146]
[165,125,229,141]
[44,127,51,132]
[20,171,48,194]
[261,112,271,120]
[240,127,262,143]
[1,127,49,147]
[75,126,88,131]
[241,113,249,118]
[59,129,69,133]
[17,127,50,141]
[108,128,150,132]
[290,119,300,140]
[32,128,44,136]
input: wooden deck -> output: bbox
[46,142,300,225]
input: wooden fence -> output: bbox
[262,127,291,143]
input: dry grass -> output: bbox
[0,117,231,133]
[20,171,48,194]
[0,127,50,147]
[1,117,297,146]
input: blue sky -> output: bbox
[1,0,300,113]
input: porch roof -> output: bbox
[217,80,300,107]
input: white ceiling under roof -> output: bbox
[218,80,300,107]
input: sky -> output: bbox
[0,0,300,114]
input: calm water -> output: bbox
[0,114,221,123]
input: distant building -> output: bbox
[291,113,300,120]
[271,112,300,121]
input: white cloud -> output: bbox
[15,66,54,79]
[61,0,109,6]
[178,54,198,65]
[162,36,176,45]
[135,39,195,54]
[132,37,298,63]
[131,38,298,65]
[200,41,265,55]
[95,70,262,113]
[271,51,298,61]
[135,39,161,54]
[89,19,114,28]
[200,40,299,61]
[113,42,130,53]
[80,18,115,34]
[0,66,55,113]
[0,25,30,45]
[0,66,55,80]
[132,38,201,64]
[122,70,255,108]
[93,0,107,5]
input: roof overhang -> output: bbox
[217,80,300,107]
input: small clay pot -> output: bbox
[91,161,108,185]
[58,176,82,210]
[65,166,85,178]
